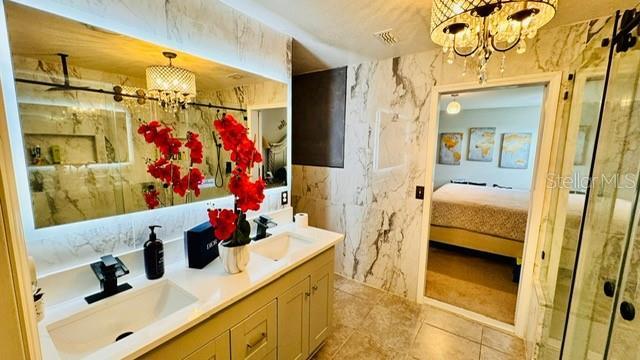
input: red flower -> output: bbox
[180,167,204,197]
[208,209,237,241]
[143,188,160,209]
[137,120,161,143]
[206,114,266,244]
[228,168,266,212]
[213,114,262,171]
[146,158,181,188]
[185,131,203,165]
[214,114,246,151]
[154,127,182,159]
[232,137,262,171]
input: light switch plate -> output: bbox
[415,186,424,200]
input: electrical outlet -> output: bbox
[415,186,425,200]
[281,191,289,205]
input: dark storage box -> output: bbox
[184,222,219,269]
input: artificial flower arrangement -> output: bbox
[207,114,266,248]
[137,120,205,209]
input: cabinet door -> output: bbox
[230,300,277,360]
[309,262,333,352]
[185,331,231,360]
[277,277,310,360]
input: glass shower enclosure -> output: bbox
[559,4,640,359]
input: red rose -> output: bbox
[208,208,237,241]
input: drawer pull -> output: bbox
[305,292,311,298]
[246,332,266,351]
[312,285,318,291]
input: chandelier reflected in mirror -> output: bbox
[431,0,557,83]
[146,52,197,112]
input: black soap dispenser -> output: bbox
[144,225,164,280]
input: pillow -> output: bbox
[493,184,512,189]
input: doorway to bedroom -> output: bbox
[422,83,547,327]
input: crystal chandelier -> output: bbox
[431,0,557,83]
[146,52,196,112]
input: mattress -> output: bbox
[430,183,530,242]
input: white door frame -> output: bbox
[542,68,605,306]
[246,102,288,185]
[416,72,563,337]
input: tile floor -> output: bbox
[313,274,526,360]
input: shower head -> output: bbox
[45,53,90,92]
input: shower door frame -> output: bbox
[416,72,563,337]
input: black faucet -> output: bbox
[252,215,277,241]
[85,255,132,304]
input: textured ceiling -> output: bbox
[5,2,273,91]
[225,0,639,74]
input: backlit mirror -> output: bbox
[5,2,289,229]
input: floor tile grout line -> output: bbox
[419,320,483,345]
[329,329,355,360]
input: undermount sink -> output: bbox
[250,232,314,261]
[47,279,197,359]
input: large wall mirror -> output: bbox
[5,2,289,229]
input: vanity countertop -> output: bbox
[37,224,344,359]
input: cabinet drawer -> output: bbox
[185,331,230,360]
[230,300,277,360]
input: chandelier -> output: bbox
[146,52,197,112]
[431,0,557,83]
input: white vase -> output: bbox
[218,244,250,274]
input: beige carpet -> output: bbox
[426,244,519,324]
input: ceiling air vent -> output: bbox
[374,29,399,46]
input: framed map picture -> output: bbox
[500,133,532,169]
[468,127,495,161]
[438,132,463,165]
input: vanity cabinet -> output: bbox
[277,261,333,360]
[308,262,333,353]
[141,248,334,360]
[277,278,310,360]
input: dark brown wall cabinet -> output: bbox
[292,67,347,168]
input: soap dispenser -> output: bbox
[144,225,164,280]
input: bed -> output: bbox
[429,183,529,259]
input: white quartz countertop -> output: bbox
[38,224,344,359]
